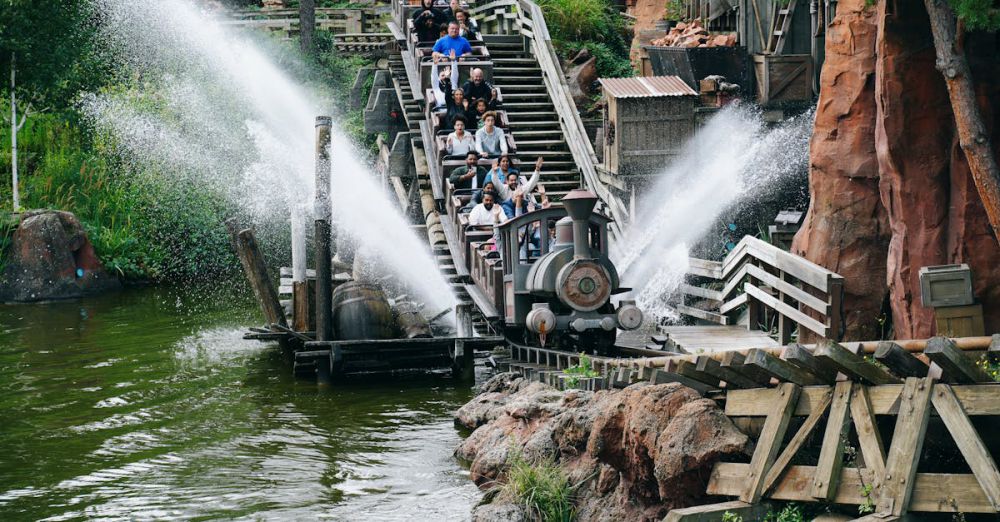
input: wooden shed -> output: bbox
[600,76,698,177]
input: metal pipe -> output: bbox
[314,116,333,342]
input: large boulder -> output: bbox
[0,210,120,302]
[455,373,748,521]
[564,49,599,108]
[791,0,889,341]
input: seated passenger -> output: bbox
[468,190,505,226]
[475,112,507,158]
[446,118,476,157]
[465,180,496,211]
[497,158,543,214]
[432,22,473,61]
[443,87,469,130]
[449,151,487,190]
[462,68,497,108]
[455,9,478,39]
[413,0,446,42]
[443,0,461,21]
[430,56,458,111]
[469,98,489,128]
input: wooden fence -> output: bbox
[223,7,386,36]
[679,235,844,343]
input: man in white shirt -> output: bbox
[467,191,505,226]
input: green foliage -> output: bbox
[763,503,805,522]
[976,355,1000,381]
[562,353,600,389]
[536,0,634,78]
[859,483,876,514]
[499,447,575,522]
[950,0,1000,30]
[721,511,744,522]
[665,0,687,21]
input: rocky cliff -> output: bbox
[455,373,748,521]
[793,0,1000,339]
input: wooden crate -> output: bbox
[752,53,813,105]
[935,303,986,337]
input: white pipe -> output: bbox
[290,202,307,283]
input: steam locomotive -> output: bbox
[450,187,642,354]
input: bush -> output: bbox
[536,0,634,78]
[498,448,575,522]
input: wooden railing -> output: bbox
[679,236,844,342]
[224,7,387,35]
[469,0,630,241]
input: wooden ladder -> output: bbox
[766,0,798,54]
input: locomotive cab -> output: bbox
[496,189,642,353]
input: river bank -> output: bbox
[0,286,480,520]
[454,372,750,521]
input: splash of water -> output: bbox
[83,0,456,312]
[614,104,813,321]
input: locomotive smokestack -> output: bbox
[561,189,598,259]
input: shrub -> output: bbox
[498,448,576,522]
[537,0,634,78]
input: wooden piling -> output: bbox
[315,116,333,341]
[235,227,287,329]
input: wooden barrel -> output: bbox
[331,282,396,340]
[394,301,432,339]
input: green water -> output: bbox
[0,287,480,520]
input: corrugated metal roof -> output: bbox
[599,76,697,98]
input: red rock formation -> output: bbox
[792,0,890,340]
[795,0,1000,339]
[456,373,748,522]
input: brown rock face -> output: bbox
[455,373,748,521]
[791,0,889,340]
[795,1,1000,339]
[1,210,120,302]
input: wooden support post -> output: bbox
[762,387,833,494]
[746,348,825,386]
[292,279,316,332]
[235,228,288,329]
[812,381,853,500]
[673,360,723,387]
[783,343,840,381]
[741,382,801,503]
[932,384,1000,511]
[874,341,930,378]
[850,384,886,480]
[924,336,993,383]
[876,377,934,517]
[720,350,774,386]
[814,339,902,385]
[664,500,773,522]
[777,272,794,345]
[314,116,333,342]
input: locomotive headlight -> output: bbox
[616,300,643,330]
[556,260,612,312]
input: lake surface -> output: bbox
[0,286,480,520]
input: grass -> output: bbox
[497,447,576,522]
[561,354,600,389]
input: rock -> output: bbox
[472,503,529,522]
[455,374,748,521]
[570,48,592,66]
[791,0,889,341]
[565,55,598,107]
[0,210,120,302]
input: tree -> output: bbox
[922,0,1000,243]
[299,0,316,55]
[1,1,101,210]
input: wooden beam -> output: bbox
[671,360,723,388]
[876,377,935,516]
[746,348,825,386]
[814,339,902,385]
[664,501,773,522]
[762,387,833,494]
[783,343,840,382]
[740,382,801,503]
[812,381,853,500]
[924,336,993,383]
[874,341,930,378]
[720,350,777,386]
[650,368,714,395]
[932,384,1000,511]
[696,355,762,389]
[726,383,1000,417]
[709,462,994,513]
[235,228,288,329]
[850,384,887,480]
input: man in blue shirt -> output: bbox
[432,21,473,61]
